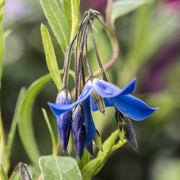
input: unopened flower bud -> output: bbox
[56,89,72,152]
[72,104,86,159]
[91,90,105,114]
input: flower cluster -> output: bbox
[48,10,157,159]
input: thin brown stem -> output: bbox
[89,20,107,81]
[77,23,88,97]
[74,12,89,98]
[86,0,119,81]
[62,34,77,88]
[63,12,89,89]
[85,31,93,77]
[105,0,114,28]
[91,31,119,78]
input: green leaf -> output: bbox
[111,0,151,23]
[39,155,82,180]
[42,109,57,154]
[40,0,70,53]
[0,0,5,8]
[70,0,80,40]
[6,88,26,160]
[61,0,80,40]
[61,0,72,30]
[41,24,62,90]
[18,74,52,168]
[0,165,8,180]
[81,130,126,179]
[0,16,4,90]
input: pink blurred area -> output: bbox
[165,0,180,10]
[81,0,107,14]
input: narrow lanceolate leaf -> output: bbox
[18,74,52,168]
[124,116,139,152]
[40,0,70,53]
[61,0,72,30]
[41,24,62,90]
[6,88,26,160]
[61,0,80,40]
[42,109,57,154]
[0,13,4,90]
[0,165,8,180]
[39,155,82,180]
[70,0,80,40]
[111,0,151,23]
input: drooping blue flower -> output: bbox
[55,89,72,152]
[49,88,96,151]
[49,77,157,123]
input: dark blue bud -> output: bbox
[72,104,86,159]
[124,115,139,152]
[56,89,72,152]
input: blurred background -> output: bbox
[1,0,180,179]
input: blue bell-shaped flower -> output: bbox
[56,88,72,152]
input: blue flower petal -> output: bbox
[104,98,114,107]
[121,78,136,95]
[93,78,137,98]
[93,78,121,97]
[112,94,158,121]
[48,81,93,116]
[82,98,96,147]
[48,102,77,116]
[77,80,93,102]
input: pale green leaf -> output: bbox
[6,88,26,160]
[111,0,151,23]
[39,155,82,180]
[18,74,52,168]
[0,19,4,90]
[70,0,80,39]
[62,0,80,40]
[0,165,8,180]
[40,0,70,53]
[0,0,5,8]
[61,0,72,30]
[41,24,62,90]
